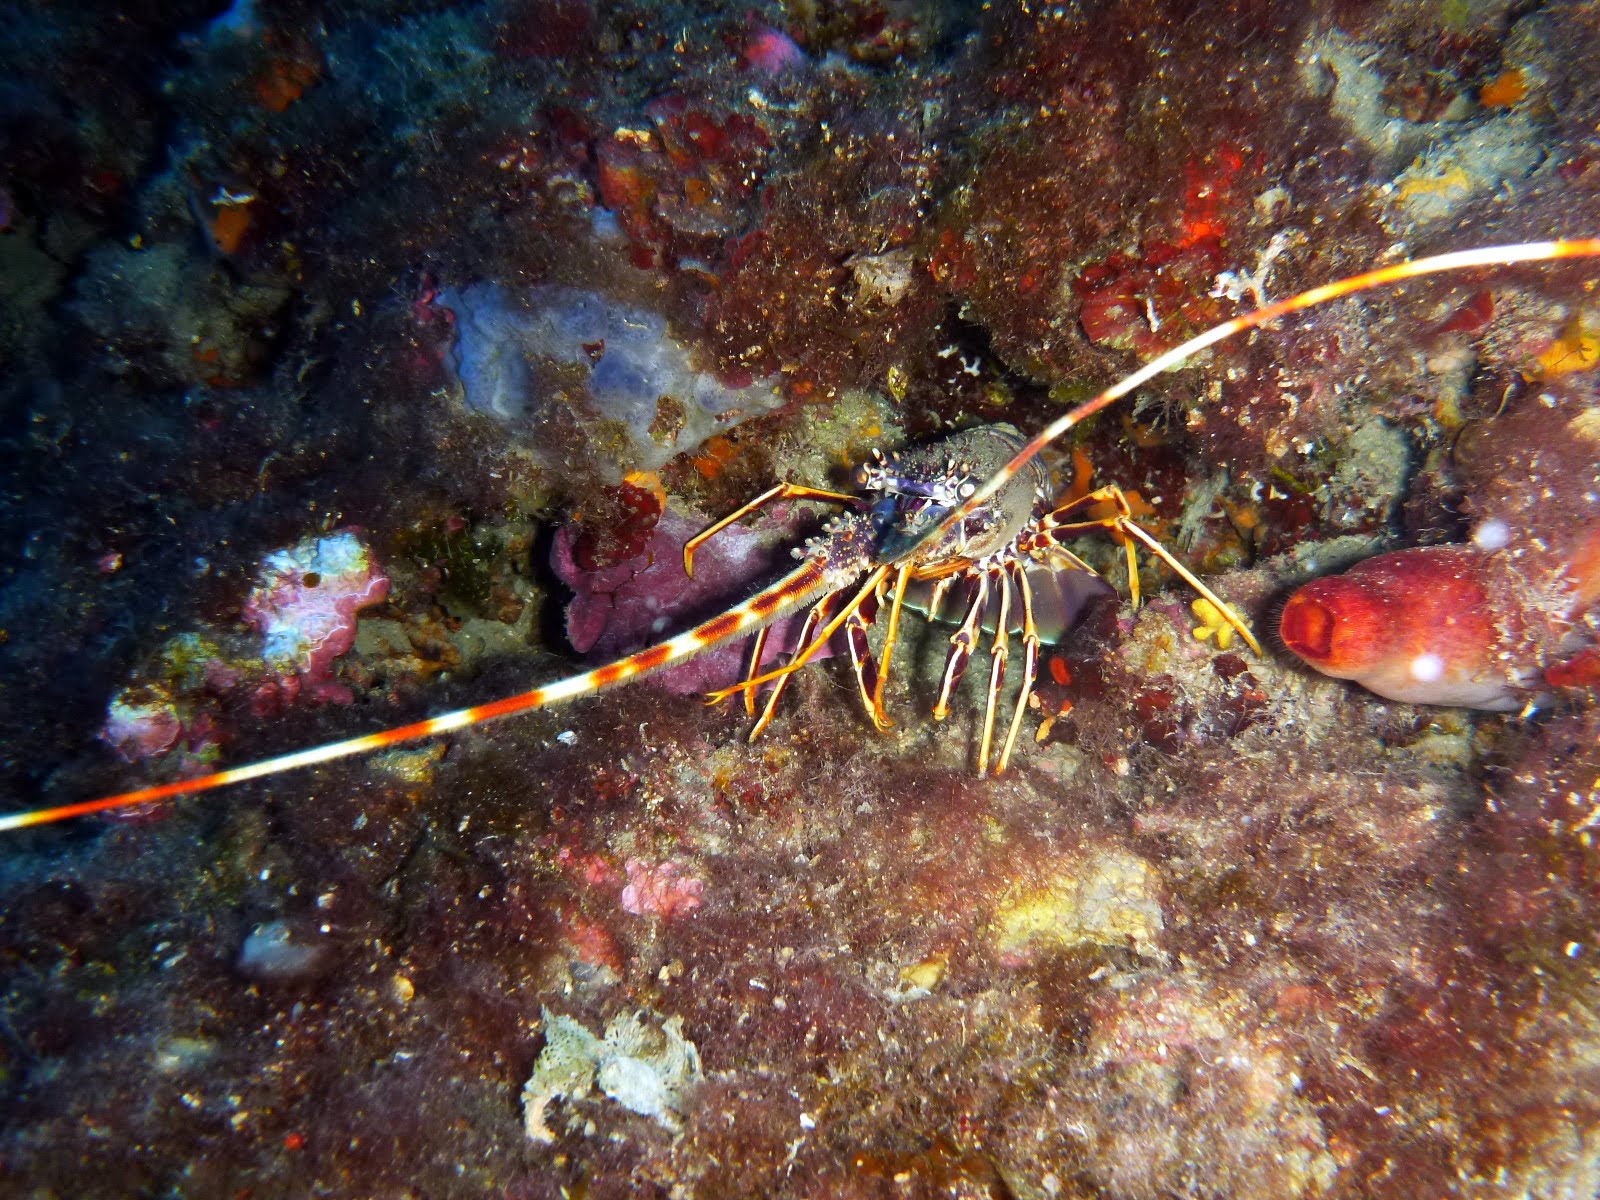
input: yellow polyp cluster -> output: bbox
[1533,307,1600,378]
[1479,68,1529,109]
[1396,163,1474,206]
[1191,597,1236,650]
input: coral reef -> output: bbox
[4,0,1600,1197]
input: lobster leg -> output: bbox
[977,566,1013,777]
[1038,543,1099,578]
[1116,518,1262,653]
[748,589,843,741]
[1036,486,1145,605]
[683,483,861,577]
[933,573,991,721]
[843,602,881,721]
[1035,485,1261,654]
[922,575,955,624]
[742,626,772,716]
[706,564,892,703]
[867,564,915,730]
[996,559,1040,776]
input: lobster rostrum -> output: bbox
[4,238,1598,832]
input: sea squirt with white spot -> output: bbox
[1280,545,1532,709]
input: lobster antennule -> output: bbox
[0,560,832,833]
[923,238,1600,556]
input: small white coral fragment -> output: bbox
[595,1010,703,1125]
[522,1007,702,1144]
[522,1010,603,1143]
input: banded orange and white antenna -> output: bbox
[923,239,1600,552]
[0,560,832,831]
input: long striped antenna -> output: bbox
[0,560,832,832]
[917,238,1600,559]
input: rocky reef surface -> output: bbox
[1,0,1599,1196]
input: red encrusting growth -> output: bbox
[1277,592,1335,660]
[1281,371,1600,711]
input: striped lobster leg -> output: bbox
[706,564,894,705]
[932,572,992,722]
[995,558,1042,776]
[747,588,845,741]
[976,566,1014,776]
[866,565,916,730]
[683,483,861,578]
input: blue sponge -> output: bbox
[439,284,782,474]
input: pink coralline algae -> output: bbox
[621,858,704,920]
[242,530,389,708]
[100,681,223,770]
[742,24,807,75]
[100,685,185,761]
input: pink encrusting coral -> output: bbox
[242,531,390,708]
[742,24,807,75]
[100,685,186,761]
[620,858,704,920]
[100,681,224,769]
[90,535,389,785]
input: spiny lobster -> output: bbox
[4,239,1597,832]
[683,420,1259,775]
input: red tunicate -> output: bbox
[1211,652,1250,681]
[1435,289,1495,336]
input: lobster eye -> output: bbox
[958,481,976,498]
[852,463,873,489]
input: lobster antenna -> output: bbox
[921,238,1600,554]
[0,561,831,832]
